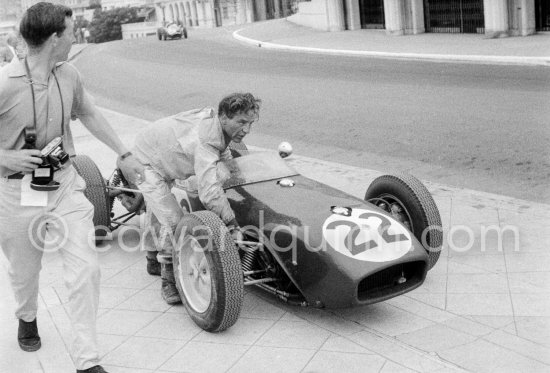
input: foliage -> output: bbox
[88,0,102,10]
[88,7,141,43]
[74,18,90,31]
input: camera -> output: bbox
[31,137,69,191]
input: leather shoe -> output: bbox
[146,256,161,276]
[18,319,41,352]
[161,263,181,305]
[76,365,109,373]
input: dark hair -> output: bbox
[19,2,72,48]
[218,93,261,119]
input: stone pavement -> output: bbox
[233,19,550,66]
[1,107,549,373]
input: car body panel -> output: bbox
[173,151,429,308]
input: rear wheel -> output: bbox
[173,211,243,332]
[72,155,111,242]
[365,173,442,270]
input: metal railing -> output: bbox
[536,0,550,31]
[359,0,385,29]
[424,0,484,34]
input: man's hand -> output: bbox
[117,154,145,185]
[227,224,244,243]
[0,149,43,173]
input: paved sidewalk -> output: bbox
[233,19,550,66]
[0,107,549,373]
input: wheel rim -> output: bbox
[176,235,212,313]
[368,193,414,232]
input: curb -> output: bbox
[233,29,550,66]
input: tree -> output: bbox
[88,7,141,43]
[88,0,101,10]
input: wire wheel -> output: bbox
[177,235,212,313]
[173,211,243,332]
[365,173,442,270]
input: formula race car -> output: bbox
[157,22,187,41]
[73,142,442,333]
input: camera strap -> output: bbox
[23,58,65,149]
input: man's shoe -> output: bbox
[161,278,182,305]
[146,256,161,276]
[76,365,109,373]
[161,263,181,305]
[18,319,41,352]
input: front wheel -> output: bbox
[365,173,442,270]
[173,211,243,332]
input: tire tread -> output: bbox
[72,155,111,239]
[366,173,442,270]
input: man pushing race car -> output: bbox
[121,92,261,305]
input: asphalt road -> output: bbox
[72,28,550,203]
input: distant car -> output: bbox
[157,22,187,40]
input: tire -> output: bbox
[365,173,442,270]
[157,32,161,41]
[228,141,248,158]
[183,29,188,39]
[173,211,243,332]
[72,155,111,242]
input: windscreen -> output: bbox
[222,151,298,189]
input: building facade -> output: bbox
[289,0,549,36]
[102,0,154,10]
[152,0,295,28]
[123,0,296,38]
[0,0,22,37]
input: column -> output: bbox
[408,0,425,34]
[326,0,345,31]
[345,0,361,30]
[185,2,192,26]
[236,0,247,24]
[203,1,215,27]
[517,0,536,36]
[384,0,404,35]
[274,0,281,18]
[256,0,267,21]
[246,0,254,22]
[483,0,509,36]
[191,1,199,26]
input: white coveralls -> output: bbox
[134,108,234,261]
[0,59,101,370]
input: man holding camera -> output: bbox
[132,92,260,305]
[0,3,142,373]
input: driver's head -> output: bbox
[218,93,261,144]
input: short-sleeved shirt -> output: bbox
[0,58,95,177]
[133,108,235,224]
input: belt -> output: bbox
[6,173,25,180]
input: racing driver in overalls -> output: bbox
[129,92,261,304]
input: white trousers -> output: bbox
[0,165,101,370]
[138,166,185,263]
